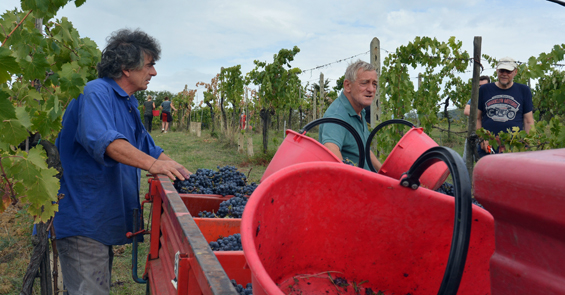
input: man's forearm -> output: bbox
[106,139,189,180]
[370,151,382,171]
[524,112,535,134]
[476,110,483,130]
[323,142,343,161]
[106,139,155,170]
[463,105,470,117]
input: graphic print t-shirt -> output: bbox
[478,83,533,136]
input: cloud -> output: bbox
[1,0,563,97]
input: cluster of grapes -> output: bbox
[198,194,248,218]
[174,166,258,196]
[231,279,253,295]
[209,233,243,251]
[435,182,484,208]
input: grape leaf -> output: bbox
[10,153,42,185]
[24,167,60,222]
[21,52,51,80]
[0,119,29,146]
[46,95,62,121]
[12,182,26,200]
[0,90,17,120]
[0,47,19,84]
[75,0,87,7]
[0,141,10,152]
[32,111,61,137]
[27,146,48,170]
[15,106,33,129]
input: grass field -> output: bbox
[0,122,468,295]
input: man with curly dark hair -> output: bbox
[54,28,190,294]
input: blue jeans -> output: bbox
[57,236,114,295]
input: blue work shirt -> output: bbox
[319,92,371,169]
[54,77,163,245]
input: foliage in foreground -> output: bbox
[1,1,99,221]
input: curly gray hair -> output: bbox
[97,29,161,79]
[344,60,376,82]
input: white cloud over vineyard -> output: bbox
[2,0,564,102]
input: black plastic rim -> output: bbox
[365,119,415,172]
[300,118,365,169]
[399,146,472,295]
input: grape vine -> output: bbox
[1,1,99,221]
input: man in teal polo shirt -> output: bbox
[319,60,382,171]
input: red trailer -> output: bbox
[137,147,565,294]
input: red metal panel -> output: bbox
[215,252,251,286]
[177,254,190,294]
[147,175,238,294]
[149,178,163,260]
[146,254,176,295]
[474,149,565,295]
[180,194,234,216]
[187,262,201,295]
[194,218,242,243]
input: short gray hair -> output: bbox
[344,60,376,82]
[97,29,161,79]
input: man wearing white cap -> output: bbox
[476,57,534,157]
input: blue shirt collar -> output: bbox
[338,91,365,120]
[102,77,130,99]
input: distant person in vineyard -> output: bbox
[462,75,490,162]
[143,94,156,132]
[54,28,190,295]
[160,96,176,133]
[319,60,382,171]
[476,57,534,158]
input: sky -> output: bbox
[1,0,564,104]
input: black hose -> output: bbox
[365,119,415,172]
[399,146,472,295]
[131,209,147,284]
[300,118,365,169]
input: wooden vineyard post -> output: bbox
[467,36,482,184]
[319,72,325,117]
[247,136,254,157]
[238,132,244,153]
[195,122,201,137]
[417,73,423,126]
[312,86,317,121]
[370,37,381,128]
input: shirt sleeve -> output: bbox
[76,84,127,166]
[319,115,348,149]
[139,131,164,159]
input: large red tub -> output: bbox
[241,162,494,294]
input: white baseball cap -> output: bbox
[497,57,518,71]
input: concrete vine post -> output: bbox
[370,37,382,128]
